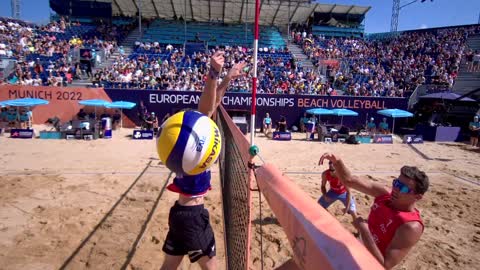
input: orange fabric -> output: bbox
[0,85,112,124]
[256,164,384,270]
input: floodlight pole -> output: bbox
[287,1,291,44]
[11,0,21,19]
[138,0,142,36]
[391,0,430,32]
[250,0,260,146]
[184,0,187,44]
[245,0,249,45]
[390,0,400,33]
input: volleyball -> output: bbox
[157,110,222,176]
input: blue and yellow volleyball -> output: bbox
[157,110,222,176]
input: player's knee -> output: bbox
[160,255,183,270]
[198,255,217,270]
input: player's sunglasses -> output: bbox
[392,178,414,194]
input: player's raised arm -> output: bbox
[198,51,224,117]
[319,153,389,198]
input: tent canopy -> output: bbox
[106,101,137,109]
[331,108,358,116]
[377,109,413,118]
[306,108,332,115]
[79,99,112,107]
[112,0,370,26]
[2,98,49,107]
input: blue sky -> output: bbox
[1,0,479,33]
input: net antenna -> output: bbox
[250,0,261,146]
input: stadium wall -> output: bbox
[0,86,408,128]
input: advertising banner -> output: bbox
[104,89,408,130]
[0,85,112,124]
[272,131,292,141]
[132,130,154,140]
[373,134,393,144]
[10,129,34,139]
[1,86,408,130]
[403,134,424,144]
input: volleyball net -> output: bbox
[217,106,254,270]
[216,106,382,270]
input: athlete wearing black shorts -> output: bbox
[160,52,247,269]
[162,202,215,262]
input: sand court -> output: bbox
[0,128,479,269]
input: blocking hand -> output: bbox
[227,61,247,79]
[318,152,339,165]
[210,51,225,73]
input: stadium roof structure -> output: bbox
[111,0,370,26]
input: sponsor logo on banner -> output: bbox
[132,130,154,140]
[403,135,424,144]
[373,134,393,144]
[272,132,292,141]
[10,129,34,139]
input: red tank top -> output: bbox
[367,194,423,256]
[325,170,347,194]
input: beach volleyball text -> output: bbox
[297,97,387,109]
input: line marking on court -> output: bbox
[442,172,480,187]
[283,171,479,187]
[283,171,444,175]
[120,170,173,270]
[0,170,219,176]
[58,160,154,270]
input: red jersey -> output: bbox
[324,170,347,194]
[367,194,423,256]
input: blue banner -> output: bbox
[272,131,292,141]
[104,89,408,129]
[373,134,393,144]
[132,130,154,140]
[403,134,424,144]
[10,129,34,139]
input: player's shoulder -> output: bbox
[398,220,424,238]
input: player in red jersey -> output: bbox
[317,160,356,216]
[319,152,429,269]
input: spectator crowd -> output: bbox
[296,25,480,97]
[0,16,134,87]
[2,16,480,98]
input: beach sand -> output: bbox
[0,127,479,269]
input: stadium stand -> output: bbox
[1,13,480,98]
[297,25,480,97]
[0,16,135,86]
[142,20,285,49]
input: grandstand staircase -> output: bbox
[287,43,314,71]
[453,35,480,98]
[69,27,139,87]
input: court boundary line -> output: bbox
[0,171,218,176]
[58,160,153,270]
[284,171,479,187]
[284,171,444,175]
[120,171,173,270]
